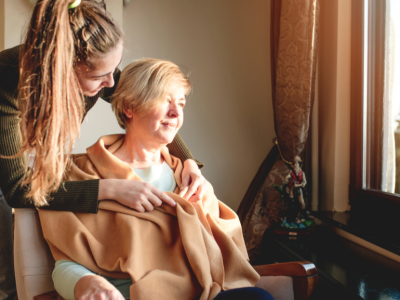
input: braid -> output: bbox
[69,0,122,66]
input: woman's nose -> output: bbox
[103,73,115,88]
[168,102,182,118]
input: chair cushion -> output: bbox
[14,209,55,300]
[256,275,294,300]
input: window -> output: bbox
[350,0,400,223]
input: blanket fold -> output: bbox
[39,134,259,300]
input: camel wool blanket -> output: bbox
[39,134,259,300]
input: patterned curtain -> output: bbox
[237,0,319,263]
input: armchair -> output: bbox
[14,208,317,300]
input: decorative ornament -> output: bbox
[273,155,315,235]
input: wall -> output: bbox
[122,0,274,209]
[3,0,31,49]
[0,0,31,51]
[318,0,351,212]
[0,0,4,51]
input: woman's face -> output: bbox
[76,42,123,97]
[126,81,186,147]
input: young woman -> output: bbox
[0,1,206,299]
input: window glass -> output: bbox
[364,0,400,193]
[390,0,400,193]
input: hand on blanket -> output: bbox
[179,159,208,202]
[99,179,176,212]
[75,275,125,300]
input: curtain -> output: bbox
[237,0,319,263]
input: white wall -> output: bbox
[0,0,31,50]
[121,0,274,209]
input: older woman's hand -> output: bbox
[99,179,176,212]
[179,159,208,202]
[75,275,124,300]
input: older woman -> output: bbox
[38,59,274,300]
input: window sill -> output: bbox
[311,211,400,258]
[259,223,400,300]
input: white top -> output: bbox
[133,161,176,193]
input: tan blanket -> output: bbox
[39,134,259,300]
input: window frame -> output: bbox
[350,0,400,226]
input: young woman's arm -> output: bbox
[0,47,102,212]
[53,260,126,300]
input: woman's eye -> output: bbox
[179,103,185,108]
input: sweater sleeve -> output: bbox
[168,134,204,169]
[0,46,99,213]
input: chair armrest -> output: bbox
[253,261,318,300]
[253,261,317,277]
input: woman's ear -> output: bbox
[123,106,133,119]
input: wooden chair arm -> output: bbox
[34,291,60,300]
[253,261,318,300]
[253,261,317,277]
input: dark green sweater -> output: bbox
[0,45,200,213]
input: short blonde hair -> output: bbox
[112,58,191,129]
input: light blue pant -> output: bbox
[0,189,16,300]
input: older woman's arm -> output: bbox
[53,261,126,300]
[74,275,125,300]
[52,261,97,300]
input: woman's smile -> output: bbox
[162,121,177,129]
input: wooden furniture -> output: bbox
[254,261,318,300]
